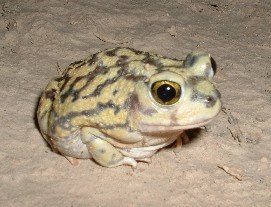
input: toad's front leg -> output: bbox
[81,127,137,168]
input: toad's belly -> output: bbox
[51,131,178,159]
[119,136,177,159]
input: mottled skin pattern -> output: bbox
[37,47,221,168]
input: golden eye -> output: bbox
[151,81,181,105]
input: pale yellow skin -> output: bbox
[37,47,221,168]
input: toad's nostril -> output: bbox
[204,96,217,108]
[205,96,214,103]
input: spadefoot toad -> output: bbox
[37,47,221,168]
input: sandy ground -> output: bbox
[1,0,270,206]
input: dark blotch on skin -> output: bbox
[45,89,56,101]
[111,153,116,160]
[72,91,80,102]
[55,116,73,130]
[113,98,129,115]
[142,55,158,66]
[114,106,121,115]
[129,94,139,113]
[60,92,69,104]
[99,148,106,154]
[184,53,205,68]
[187,55,198,67]
[116,55,129,67]
[142,108,157,116]
[125,74,147,82]
[113,89,118,96]
[106,48,119,56]
[108,152,124,165]
[187,76,205,86]
[191,90,218,108]
[86,54,98,65]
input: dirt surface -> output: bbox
[1,0,270,206]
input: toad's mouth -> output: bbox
[138,118,213,133]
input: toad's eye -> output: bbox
[151,81,181,105]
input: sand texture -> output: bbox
[1,0,271,206]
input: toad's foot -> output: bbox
[173,132,189,153]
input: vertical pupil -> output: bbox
[157,84,176,102]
